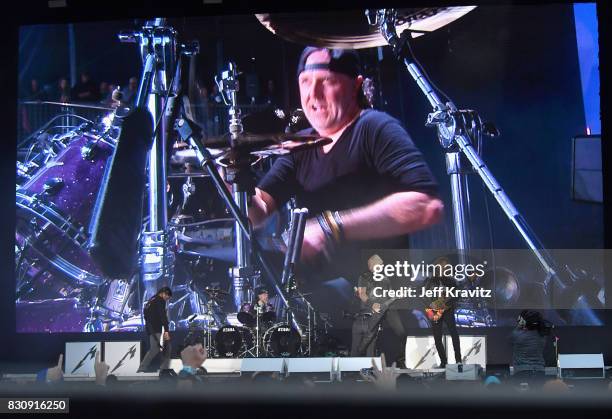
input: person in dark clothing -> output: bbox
[253,287,274,313]
[138,287,172,372]
[55,77,71,102]
[351,254,400,356]
[28,79,48,101]
[120,76,139,106]
[511,310,549,379]
[71,72,100,102]
[252,47,442,283]
[240,47,441,362]
[261,79,279,107]
[424,257,461,368]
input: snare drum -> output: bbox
[263,323,301,357]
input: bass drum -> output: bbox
[263,323,301,357]
[214,325,254,358]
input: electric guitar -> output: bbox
[371,296,400,315]
[425,297,449,322]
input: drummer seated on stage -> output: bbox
[246,47,443,282]
[237,287,276,327]
[254,287,271,310]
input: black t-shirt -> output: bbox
[258,109,438,282]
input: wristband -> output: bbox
[323,211,341,243]
[316,214,336,246]
[331,210,345,241]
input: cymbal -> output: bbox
[251,136,332,157]
[205,132,325,150]
[21,100,115,111]
[203,287,230,296]
[171,134,331,168]
[255,7,476,49]
[170,147,225,166]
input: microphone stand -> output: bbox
[372,9,572,300]
[174,116,305,338]
[118,19,199,302]
[214,63,256,311]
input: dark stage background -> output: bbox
[1,0,610,371]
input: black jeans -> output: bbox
[351,314,380,357]
[432,309,461,366]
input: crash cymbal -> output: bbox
[250,136,332,157]
[21,100,115,111]
[255,7,476,49]
[170,147,225,166]
[205,132,325,150]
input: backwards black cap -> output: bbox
[255,286,269,296]
[297,47,361,79]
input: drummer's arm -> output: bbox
[340,191,443,240]
[218,167,276,227]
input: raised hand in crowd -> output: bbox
[360,353,400,391]
[94,352,110,386]
[45,354,64,383]
[180,343,207,370]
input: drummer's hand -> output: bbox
[301,220,328,261]
[163,331,170,341]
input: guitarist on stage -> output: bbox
[351,254,404,357]
[424,257,461,368]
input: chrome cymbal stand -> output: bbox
[215,63,256,311]
[118,19,199,302]
[255,304,262,357]
[174,116,306,337]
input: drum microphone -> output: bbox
[111,88,123,102]
[285,109,307,133]
[365,9,379,26]
[87,107,154,278]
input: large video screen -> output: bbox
[16,3,602,350]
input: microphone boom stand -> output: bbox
[374,10,570,298]
[175,116,305,338]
